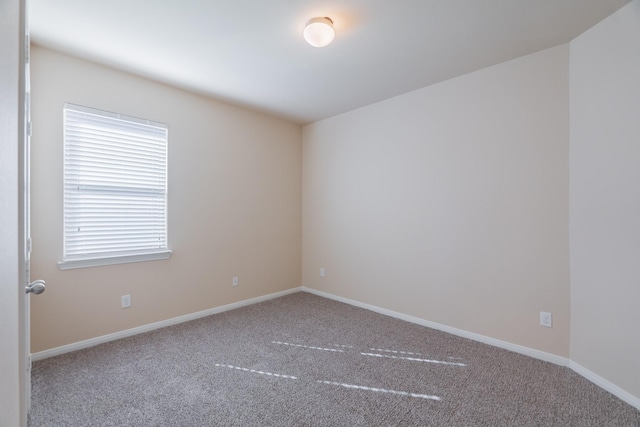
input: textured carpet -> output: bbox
[28,292,640,426]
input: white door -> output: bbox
[23,7,34,412]
[0,0,35,424]
[23,0,46,414]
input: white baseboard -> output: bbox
[31,287,302,362]
[570,360,640,411]
[302,286,640,411]
[301,287,568,366]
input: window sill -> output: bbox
[58,250,172,270]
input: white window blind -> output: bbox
[60,103,170,269]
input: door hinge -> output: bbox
[27,237,32,253]
[27,121,32,137]
[25,34,30,64]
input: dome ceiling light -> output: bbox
[303,17,335,48]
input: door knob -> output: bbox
[26,279,46,294]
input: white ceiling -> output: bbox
[30,0,630,124]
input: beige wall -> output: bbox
[570,0,640,400]
[29,46,302,352]
[302,45,570,357]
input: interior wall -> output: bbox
[29,46,302,352]
[302,45,570,357]
[569,0,640,400]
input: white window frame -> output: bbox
[59,103,171,270]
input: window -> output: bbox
[59,103,171,270]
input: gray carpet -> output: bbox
[28,292,640,426]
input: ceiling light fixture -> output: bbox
[303,17,335,48]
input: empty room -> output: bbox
[2,0,639,425]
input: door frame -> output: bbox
[0,0,28,425]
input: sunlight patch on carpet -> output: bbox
[272,341,345,353]
[369,348,423,356]
[360,352,467,366]
[318,380,441,401]
[214,364,298,379]
[332,344,354,349]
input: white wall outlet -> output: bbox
[121,294,131,308]
[540,311,552,328]
[232,276,239,287]
[320,268,325,277]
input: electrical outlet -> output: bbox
[121,294,131,308]
[320,268,325,277]
[540,311,552,328]
[232,276,239,287]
